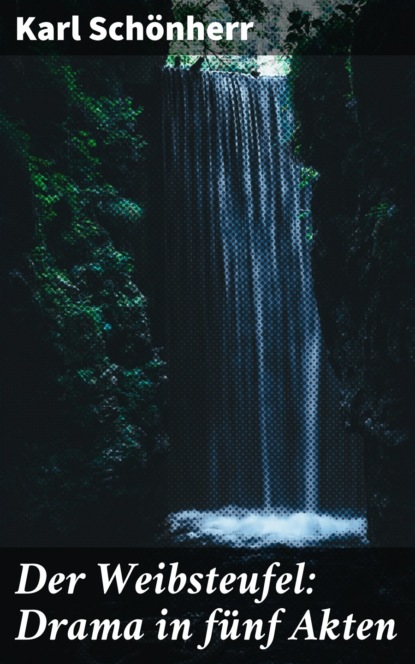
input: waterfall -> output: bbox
[162,69,365,545]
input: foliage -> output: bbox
[165,53,290,76]
[166,53,256,72]
[0,57,166,544]
[299,166,319,189]
[172,0,267,24]
[285,1,367,55]
[169,0,280,57]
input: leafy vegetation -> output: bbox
[169,0,280,58]
[299,166,319,190]
[0,57,167,545]
[285,2,367,54]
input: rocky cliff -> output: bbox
[290,2,415,545]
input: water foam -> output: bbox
[168,509,367,547]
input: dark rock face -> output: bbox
[291,53,415,546]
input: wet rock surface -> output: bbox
[291,48,415,545]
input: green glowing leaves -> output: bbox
[298,209,314,242]
[365,201,396,225]
[299,166,319,189]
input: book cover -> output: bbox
[1,0,413,661]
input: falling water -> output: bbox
[162,69,366,545]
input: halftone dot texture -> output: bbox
[163,68,366,546]
[0,56,168,546]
